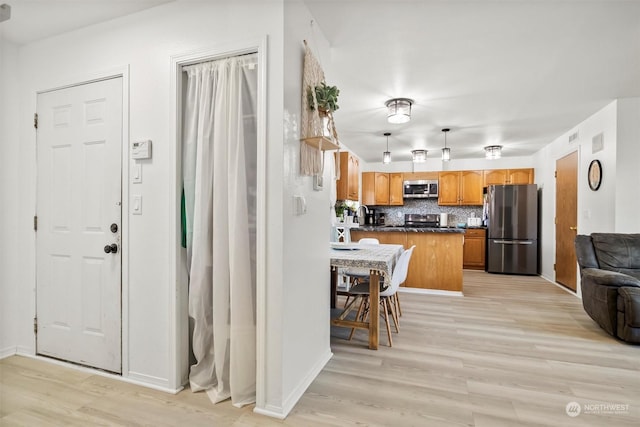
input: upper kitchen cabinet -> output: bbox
[438,170,484,206]
[336,151,359,201]
[483,168,534,186]
[362,172,403,206]
[389,173,404,205]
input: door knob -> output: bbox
[104,243,118,254]
[110,223,118,233]
[569,226,577,231]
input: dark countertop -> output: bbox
[355,225,465,234]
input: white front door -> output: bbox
[36,77,123,373]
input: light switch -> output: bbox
[293,195,307,215]
[132,163,142,184]
[132,195,142,215]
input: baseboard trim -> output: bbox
[399,287,463,297]
[13,354,183,394]
[126,370,177,392]
[0,346,17,360]
[540,274,581,298]
[254,348,333,419]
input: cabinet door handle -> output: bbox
[569,226,577,231]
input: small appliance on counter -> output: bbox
[404,213,440,228]
[365,208,376,225]
[375,212,386,226]
[439,213,449,228]
[467,217,482,227]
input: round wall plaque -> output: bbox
[588,159,602,191]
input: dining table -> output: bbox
[329,243,405,350]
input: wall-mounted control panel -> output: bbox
[132,140,152,160]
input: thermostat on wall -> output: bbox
[132,140,152,159]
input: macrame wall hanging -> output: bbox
[300,40,340,177]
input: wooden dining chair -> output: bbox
[341,238,380,307]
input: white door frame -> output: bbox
[34,65,130,375]
[169,37,268,394]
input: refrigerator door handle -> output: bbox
[492,240,534,245]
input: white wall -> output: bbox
[0,37,21,357]
[533,100,628,287]
[277,0,333,416]
[3,0,332,417]
[615,98,640,232]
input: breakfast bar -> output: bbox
[351,226,465,293]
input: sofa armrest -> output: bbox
[582,268,640,288]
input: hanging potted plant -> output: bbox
[308,82,340,116]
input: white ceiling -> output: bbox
[0,0,172,45]
[304,0,640,162]
[1,1,638,162]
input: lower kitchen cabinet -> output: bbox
[351,229,463,292]
[463,228,486,270]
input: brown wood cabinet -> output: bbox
[362,172,403,206]
[463,228,486,270]
[336,151,359,200]
[438,170,484,206]
[350,230,464,292]
[388,173,404,205]
[402,171,438,181]
[483,168,534,186]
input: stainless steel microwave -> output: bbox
[403,179,439,198]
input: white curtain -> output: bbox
[182,54,257,407]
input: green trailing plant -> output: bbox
[308,82,340,114]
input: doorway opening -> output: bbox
[173,42,265,407]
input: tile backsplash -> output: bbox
[371,199,483,226]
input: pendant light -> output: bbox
[484,145,502,159]
[441,128,451,161]
[385,98,413,124]
[382,132,392,164]
[411,149,427,163]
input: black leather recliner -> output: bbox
[575,233,640,343]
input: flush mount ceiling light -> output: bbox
[382,132,392,164]
[485,145,502,159]
[411,149,427,163]
[385,98,413,124]
[441,128,451,162]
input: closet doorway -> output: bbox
[172,41,265,407]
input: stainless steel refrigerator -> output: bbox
[486,184,538,275]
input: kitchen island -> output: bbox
[351,226,465,293]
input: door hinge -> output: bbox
[34,113,38,129]
[33,317,38,335]
[554,170,557,178]
[553,263,556,271]
[33,215,38,231]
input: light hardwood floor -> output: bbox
[2,271,639,426]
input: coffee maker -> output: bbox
[365,208,376,225]
[376,212,386,226]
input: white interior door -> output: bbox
[36,77,123,373]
